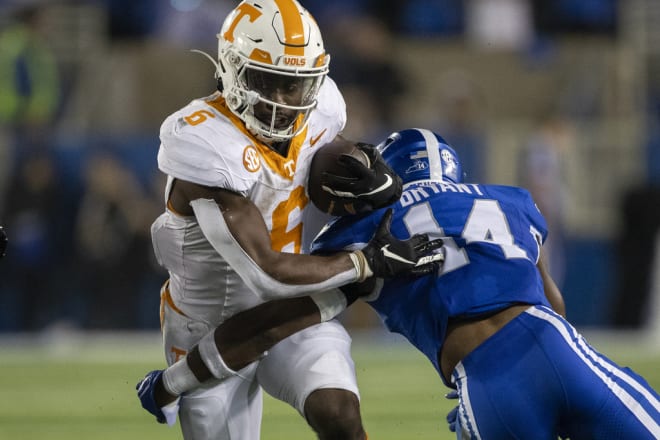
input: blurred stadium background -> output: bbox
[1,0,659,438]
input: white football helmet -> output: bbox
[215,0,329,142]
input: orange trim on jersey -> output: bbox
[160,280,188,330]
[274,0,305,56]
[159,280,168,330]
[205,94,308,181]
[166,199,189,218]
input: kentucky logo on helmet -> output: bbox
[405,159,429,175]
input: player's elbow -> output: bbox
[550,290,566,317]
[246,271,296,301]
[247,256,303,300]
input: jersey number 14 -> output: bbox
[402,199,542,274]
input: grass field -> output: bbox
[1,329,658,440]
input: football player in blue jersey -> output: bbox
[311,128,660,439]
[139,127,660,438]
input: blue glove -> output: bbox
[136,370,167,424]
[445,389,459,433]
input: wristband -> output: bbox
[162,358,200,396]
[309,290,348,322]
[349,250,373,282]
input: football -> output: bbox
[307,138,371,216]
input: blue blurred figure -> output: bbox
[0,151,64,330]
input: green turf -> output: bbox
[0,332,658,439]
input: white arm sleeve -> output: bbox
[309,289,348,321]
[191,198,358,300]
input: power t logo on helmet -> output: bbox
[214,0,329,142]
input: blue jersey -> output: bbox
[311,180,551,375]
[313,180,660,438]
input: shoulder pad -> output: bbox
[157,100,261,194]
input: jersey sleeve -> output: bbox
[311,212,378,254]
[157,103,257,196]
[520,188,549,245]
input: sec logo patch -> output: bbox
[243,146,261,172]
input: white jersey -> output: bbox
[151,78,346,326]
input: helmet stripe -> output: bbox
[416,128,443,181]
[274,0,305,56]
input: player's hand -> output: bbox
[445,390,459,433]
[321,143,402,211]
[136,370,180,426]
[353,209,444,280]
[339,277,378,306]
[137,370,168,424]
[0,226,7,259]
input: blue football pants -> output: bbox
[451,305,660,439]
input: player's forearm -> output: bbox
[537,252,566,317]
[543,276,565,317]
[154,295,345,407]
[192,197,361,299]
[188,295,341,375]
[231,250,359,301]
[254,253,359,299]
[213,296,323,369]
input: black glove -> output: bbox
[339,277,378,307]
[321,143,403,211]
[352,209,444,280]
[0,226,6,259]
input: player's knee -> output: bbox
[304,388,365,440]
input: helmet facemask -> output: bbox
[215,0,330,143]
[236,61,325,142]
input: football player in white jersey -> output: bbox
[143,1,437,439]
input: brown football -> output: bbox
[307,138,370,216]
